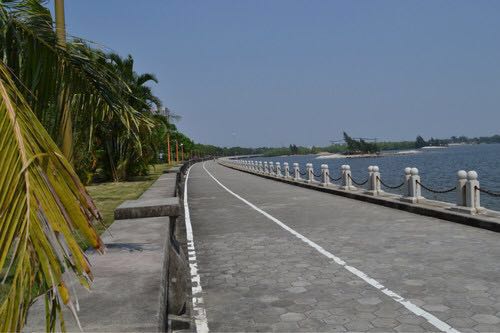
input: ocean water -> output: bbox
[244,143,500,211]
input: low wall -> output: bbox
[25,167,191,332]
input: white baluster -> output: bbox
[284,162,290,178]
[321,164,330,186]
[276,162,282,177]
[341,165,356,190]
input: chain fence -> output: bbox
[416,180,456,194]
[328,174,342,182]
[475,186,500,197]
[348,175,369,186]
[377,177,405,189]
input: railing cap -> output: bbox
[467,170,478,180]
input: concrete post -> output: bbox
[276,162,282,177]
[452,170,484,214]
[284,162,290,178]
[263,161,269,174]
[403,167,424,203]
[466,171,482,213]
[366,166,383,196]
[404,167,411,195]
[293,163,301,181]
[258,161,264,173]
[269,162,275,176]
[306,163,315,183]
[341,165,356,190]
[321,164,330,186]
[456,170,467,206]
[367,166,374,191]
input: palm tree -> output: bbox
[96,53,163,180]
[0,1,142,330]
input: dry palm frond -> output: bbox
[0,63,104,331]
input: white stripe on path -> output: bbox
[184,165,209,333]
[203,162,460,333]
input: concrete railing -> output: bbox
[230,159,495,215]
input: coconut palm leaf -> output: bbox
[0,62,104,332]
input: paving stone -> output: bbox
[271,300,294,308]
[371,318,400,328]
[271,321,300,332]
[297,318,326,329]
[259,295,280,303]
[291,280,311,287]
[357,296,383,305]
[305,309,331,319]
[447,317,478,328]
[473,324,500,332]
[294,297,317,305]
[286,286,307,294]
[323,315,351,325]
[280,312,306,322]
[394,323,425,332]
[471,313,500,324]
[345,320,374,331]
[287,303,313,312]
[403,279,425,286]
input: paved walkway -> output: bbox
[187,161,500,332]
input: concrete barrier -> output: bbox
[221,158,500,232]
[25,163,196,332]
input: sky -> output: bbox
[53,1,500,147]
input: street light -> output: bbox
[175,140,179,163]
[180,143,184,161]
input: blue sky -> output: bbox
[54,1,500,147]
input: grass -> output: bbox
[0,163,173,303]
[80,163,171,248]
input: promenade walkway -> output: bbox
[187,161,500,332]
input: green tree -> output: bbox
[415,135,427,148]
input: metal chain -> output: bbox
[328,174,342,182]
[416,180,456,194]
[299,170,307,176]
[377,176,405,189]
[313,171,322,178]
[475,186,500,197]
[348,174,369,186]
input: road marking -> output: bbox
[202,162,460,333]
[184,164,209,333]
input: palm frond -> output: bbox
[0,62,104,332]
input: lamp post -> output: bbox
[180,143,184,161]
[175,140,179,163]
[166,132,171,165]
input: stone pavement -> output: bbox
[187,161,500,332]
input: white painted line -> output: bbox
[184,164,209,333]
[203,162,460,333]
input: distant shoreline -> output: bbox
[315,149,422,160]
